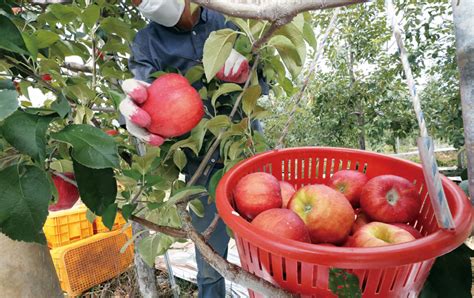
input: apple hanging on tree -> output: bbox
[49,172,80,211]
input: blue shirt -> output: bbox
[129,8,236,82]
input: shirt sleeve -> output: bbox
[128,33,161,83]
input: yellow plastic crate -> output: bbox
[50,228,134,296]
[44,206,94,248]
[94,211,127,233]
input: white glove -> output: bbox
[119,79,166,147]
[138,0,185,27]
[216,49,250,84]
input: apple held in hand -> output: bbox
[360,175,421,223]
[252,209,311,243]
[279,181,296,208]
[328,170,368,207]
[49,173,80,211]
[141,73,204,138]
[234,172,282,221]
[288,184,354,244]
[351,222,416,247]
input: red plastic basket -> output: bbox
[216,147,473,297]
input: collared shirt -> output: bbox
[129,8,236,83]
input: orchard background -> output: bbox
[0,0,471,297]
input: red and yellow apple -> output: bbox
[360,175,421,223]
[279,181,296,208]
[351,222,416,247]
[49,172,80,211]
[288,184,354,244]
[328,170,369,207]
[234,172,282,221]
[142,73,204,138]
[392,223,423,239]
[251,208,311,243]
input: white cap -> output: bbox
[138,0,185,27]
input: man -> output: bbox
[119,1,253,297]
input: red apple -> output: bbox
[234,172,282,221]
[288,184,354,244]
[141,73,204,138]
[279,181,296,208]
[351,222,416,247]
[392,223,423,239]
[105,129,119,136]
[251,209,311,243]
[328,170,369,207]
[41,74,52,81]
[360,175,421,223]
[49,173,80,211]
[351,210,371,235]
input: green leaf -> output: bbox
[0,90,18,121]
[138,233,174,267]
[49,4,80,24]
[274,22,306,65]
[33,30,59,49]
[167,186,207,205]
[205,115,231,136]
[185,65,204,85]
[303,22,317,50]
[2,111,55,163]
[203,29,238,81]
[0,15,28,55]
[329,268,362,298]
[188,119,208,155]
[211,83,242,108]
[22,33,38,60]
[269,35,302,78]
[49,159,74,173]
[82,4,100,29]
[189,198,205,217]
[121,203,137,221]
[242,85,262,116]
[51,124,119,169]
[102,36,129,55]
[51,94,71,118]
[0,165,51,244]
[420,244,473,298]
[73,159,117,215]
[173,149,187,171]
[134,146,160,175]
[86,208,97,223]
[100,203,117,231]
[208,168,224,201]
[100,17,135,42]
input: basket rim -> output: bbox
[216,147,473,268]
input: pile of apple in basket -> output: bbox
[233,170,422,247]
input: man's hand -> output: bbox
[216,49,250,84]
[119,79,166,147]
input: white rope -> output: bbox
[385,0,455,230]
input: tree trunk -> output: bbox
[0,233,62,297]
[452,0,474,204]
[132,222,159,298]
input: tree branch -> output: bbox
[62,62,93,73]
[176,205,295,297]
[202,213,220,242]
[191,0,366,21]
[51,170,77,187]
[129,214,187,239]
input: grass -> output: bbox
[81,266,197,297]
